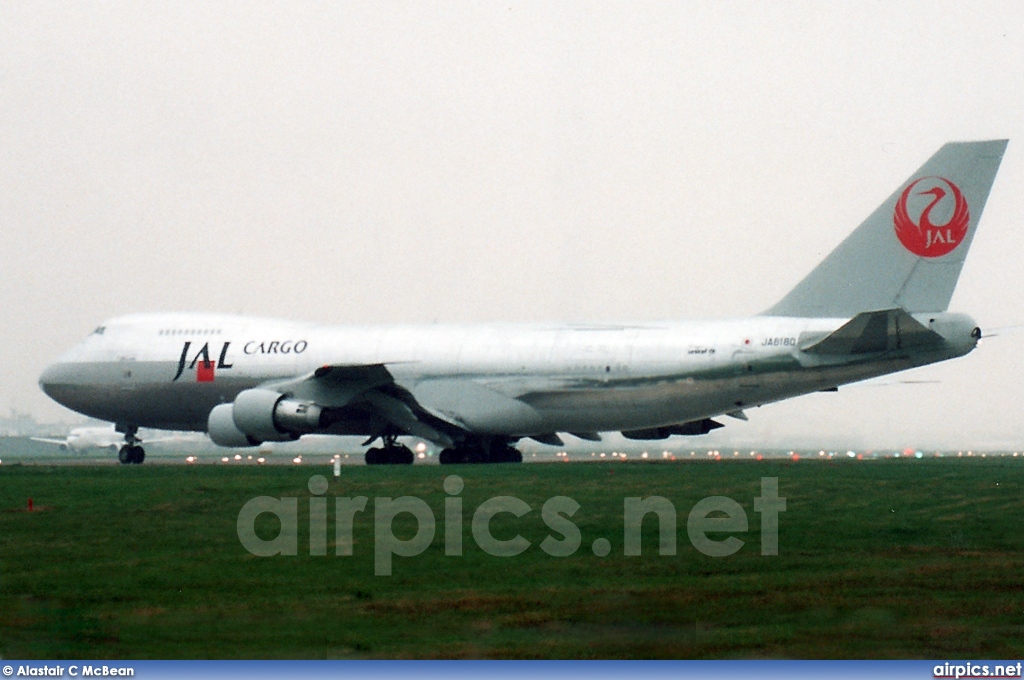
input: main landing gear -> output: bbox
[363,435,524,466]
[438,438,523,465]
[117,425,145,465]
[364,435,414,465]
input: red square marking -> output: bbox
[196,360,215,383]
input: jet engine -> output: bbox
[207,389,324,447]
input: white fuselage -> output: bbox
[38,311,977,441]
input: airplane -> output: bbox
[32,425,125,454]
[31,424,201,456]
[38,140,1006,465]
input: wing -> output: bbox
[265,364,466,448]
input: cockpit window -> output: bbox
[92,326,106,335]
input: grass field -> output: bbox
[1,458,1022,659]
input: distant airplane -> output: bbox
[38,140,1006,465]
[31,425,124,454]
[32,424,202,457]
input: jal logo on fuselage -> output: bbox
[173,342,234,382]
[172,339,310,382]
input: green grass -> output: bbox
[1,459,1023,658]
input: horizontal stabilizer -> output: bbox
[801,309,944,355]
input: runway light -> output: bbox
[847,451,856,458]
[641,452,648,459]
[417,452,426,459]
[247,455,253,460]
[292,456,302,465]
[221,456,229,463]
[185,456,196,464]
[257,457,266,464]
[755,454,763,461]
[234,454,242,461]
[600,453,606,458]
[791,453,800,462]
[415,442,427,453]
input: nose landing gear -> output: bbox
[117,424,145,465]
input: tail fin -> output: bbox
[765,140,1007,318]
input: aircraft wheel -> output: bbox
[388,445,414,465]
[439,448,469,464]
[118,445,132,465]
[365,448,384,465]
[132,446,146,464]
[498,447,523,464]
[467,445,490,464]
[485,445,522,464]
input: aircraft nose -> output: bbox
[38,362,60,399]
[38,361,76,407]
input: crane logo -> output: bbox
[893,176,970,258]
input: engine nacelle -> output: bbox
[231,388,323,443]
[207,403,255,448]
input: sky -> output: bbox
[2,2,1023,449]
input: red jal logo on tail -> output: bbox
[893,176,970,257]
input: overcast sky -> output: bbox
[2,2,1023,448]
